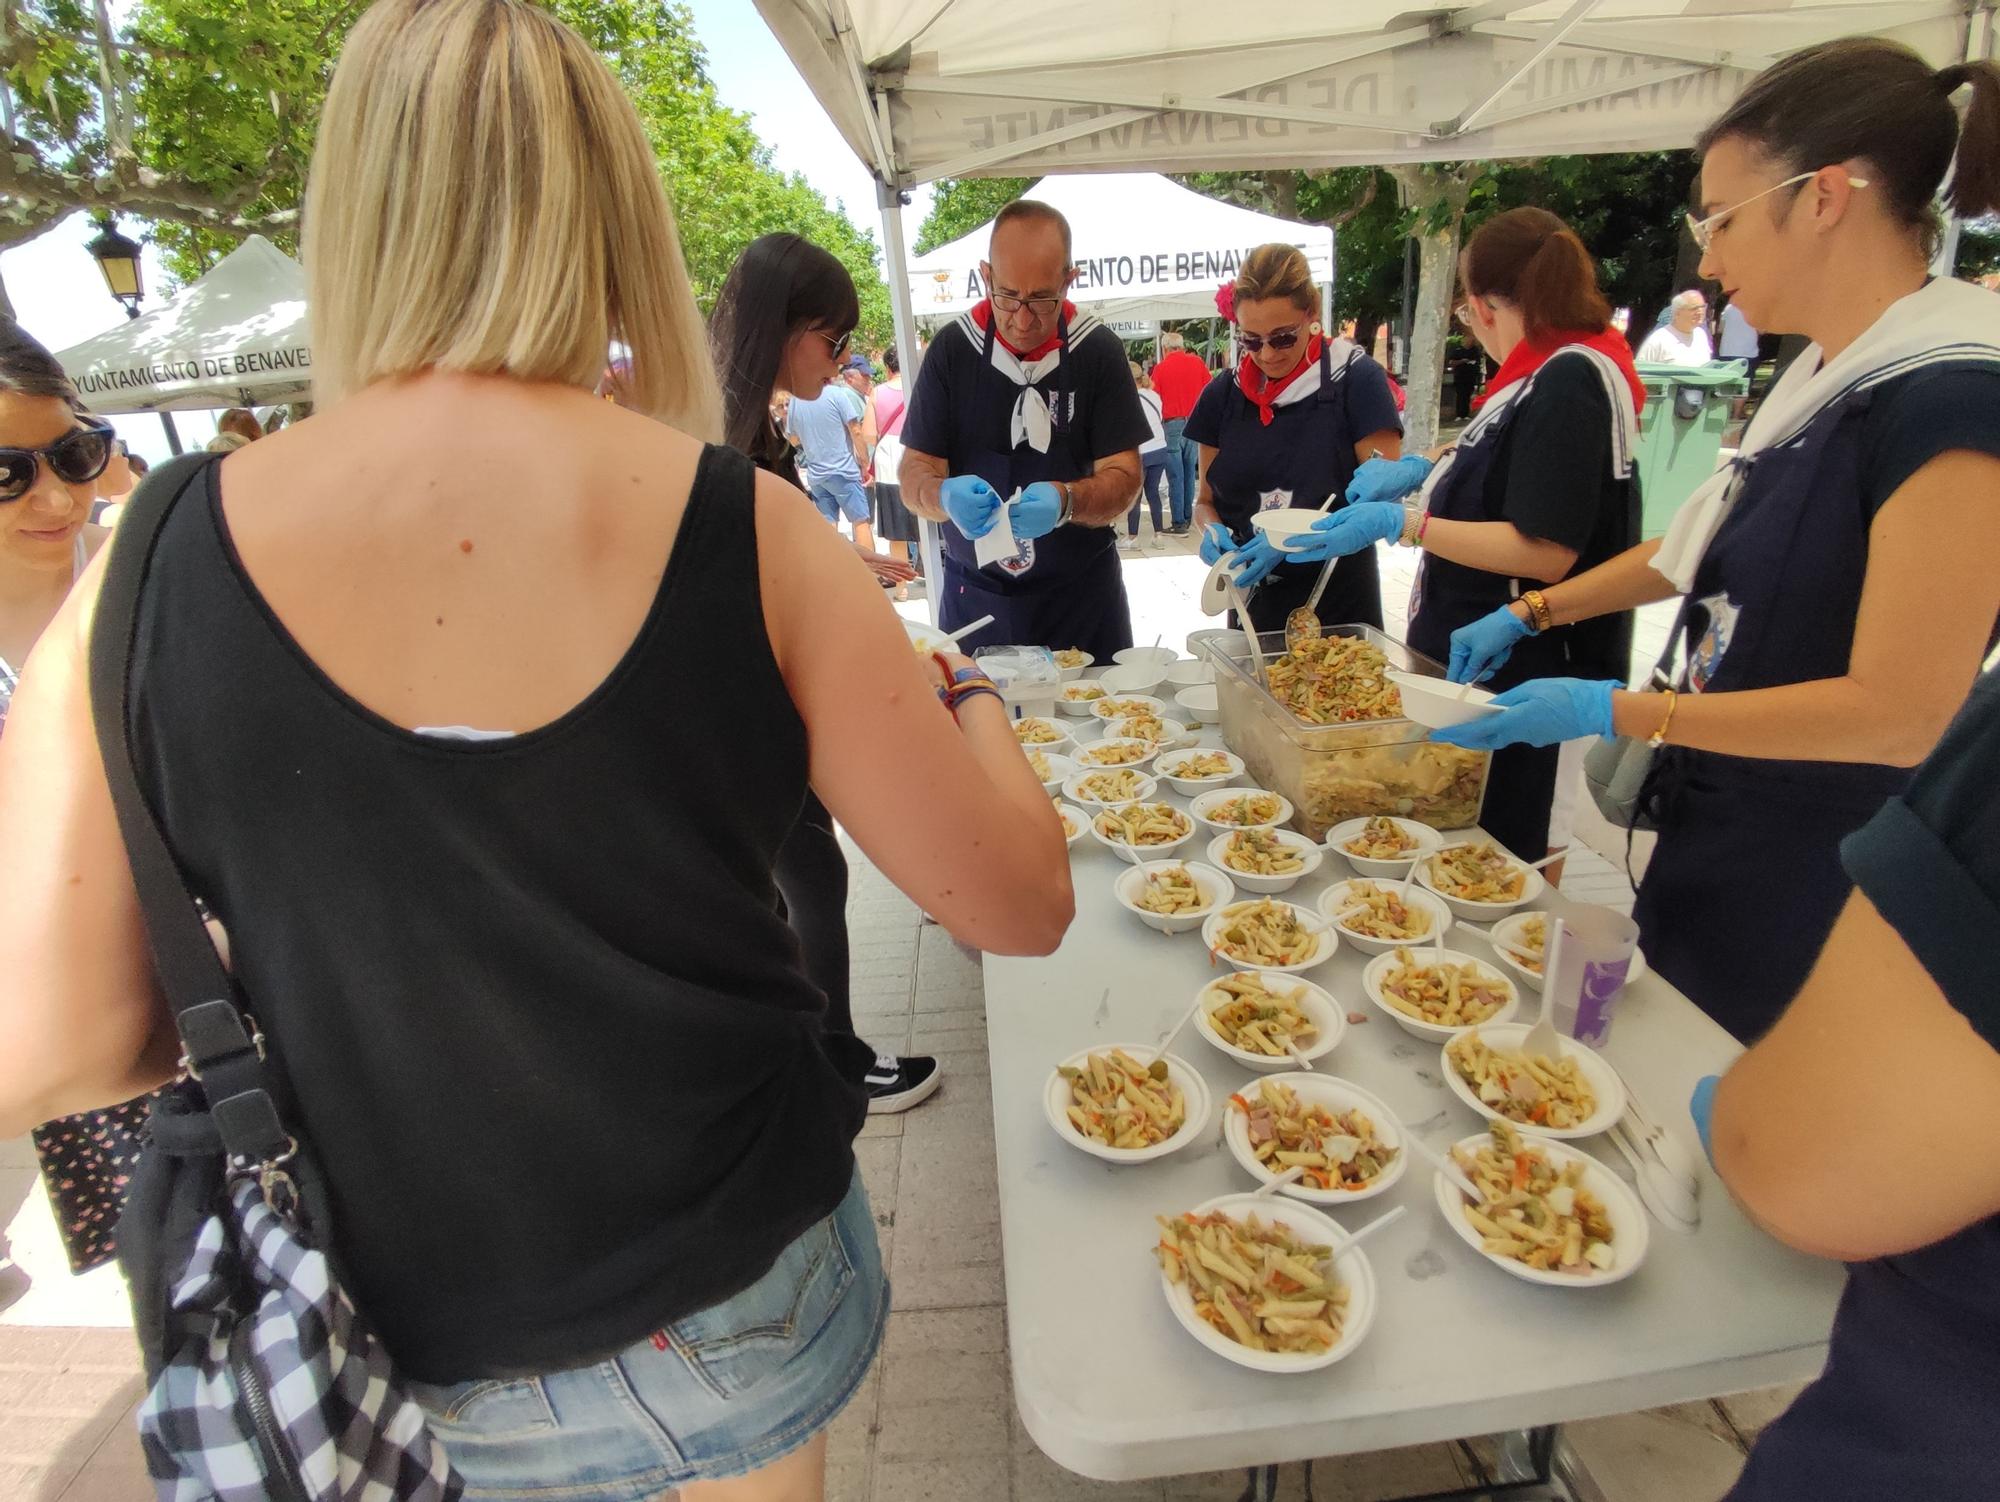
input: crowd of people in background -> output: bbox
[0,3,1995,1500]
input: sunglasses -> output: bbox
[1236,323,1305,354]
[1685,170,1871,253]
[817,329,854,359]
[0,423,116,503]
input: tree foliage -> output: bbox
[912,177,1031,256]
[2,0,894,341]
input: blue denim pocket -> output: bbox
[408,1374,557,1438]
[665,1208,857,1400]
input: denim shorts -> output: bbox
[407,1168,886,1498]
[808,475,871,525]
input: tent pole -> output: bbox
[159,412,183,455]
[879,180,941,627]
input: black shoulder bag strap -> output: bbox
[85,453,293,1172]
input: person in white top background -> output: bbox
[1122,359,1170,550]
[1638,289,1716,364]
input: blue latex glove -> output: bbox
[1226,532,1287,590]
[1292,501,1405,561]
[1429,678,1618,751]
[1447,605,1534,685]
[940,474,1003,539]
[1689,1075,1720,1169]
[1198,523,1235,566]
[1344,454,1433,506]
[1009,481,1063,540]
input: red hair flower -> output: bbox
[1213,282,1236,322]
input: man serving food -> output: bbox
[898,200,1148,657]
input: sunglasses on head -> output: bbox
[1236,324,1305,354]
[0,423,116,503]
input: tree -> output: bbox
[912,177,1030,256]
[1,0,895,342]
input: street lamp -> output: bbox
[85,217,146,319]
[83,215,182,454]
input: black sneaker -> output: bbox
[864,1052,942,1114]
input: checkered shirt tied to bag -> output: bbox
[89,456,463,1502]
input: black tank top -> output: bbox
[128,444,866,1382]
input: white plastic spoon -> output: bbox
[1403,1135,1484,1204]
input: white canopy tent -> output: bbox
[56,235,312,414]
[906,172,1334,326]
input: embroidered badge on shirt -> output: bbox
[1687,593,1740,693]
[1258,489,1293,512]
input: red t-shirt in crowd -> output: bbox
[1150,349,1212,421]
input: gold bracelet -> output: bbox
[1520,588,1554,634]
[1647,689,1678,748]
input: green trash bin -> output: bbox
[1634,359,1749,539]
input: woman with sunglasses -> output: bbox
[1434,38,2000,1046]
[709,232,938,1115]
[0,321,149,1303]
[1273,208,1644,865]
[1191,242,1403,635]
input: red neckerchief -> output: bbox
[1236,333,1323,426]
[1475,328,1645,415]
[970,298,1076,361]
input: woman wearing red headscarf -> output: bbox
[1288,208,1644,862]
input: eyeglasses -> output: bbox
[1236,323,1306,354]
[1685,170,1871,253]
[0,423,116,503]
[989,290,1064,316]
[816,329,854,359]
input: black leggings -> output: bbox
[773,792,878,1083]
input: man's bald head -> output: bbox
[983,199,1078,349]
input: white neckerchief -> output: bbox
[1416,343,1638,507]
[1654,277,2000,591]
[955,309,1104,454]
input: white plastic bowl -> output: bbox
[1193,972,1344,1073]
[1054,650,1095,683]
[1045,1046,1211,1164]
[1440,1023,1627,1139]
[1074,736,1160,771]
[1056,682,1111,717]
[1186,628,1248,657]
[1360,948,1521,1042]
[1113,860,1235,935]
[1324,816,1445,879]
[1206,829,1324,895]
[1416,843,1547,922]
[1011,716,1074,756]
[1382,669,1499,731]
[1114,645,1180,672]
[1317,878,1455,956]
[1090,692,1170,723]
[1432,1132,1649,1286]
[1166,658,1215,687]
[1088,801,1197,865]
[1106,715,1194,749]
[1062,768,1160,808]
[1249,507,1330,553]
[1054,802,1089,849]
[1201,898,1337,974]
[1175,685,1221,724]
[1486,911,1549,992]
[1157,1193,1378,1373]
[1155,747,1245,795]
[1190,787,1294,834]
[1221,1073,1406,1204]
[1096,662,1168,695]
[1028,751,1075,795]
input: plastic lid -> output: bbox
[1634,358,1751,390]
[973,645,1063,689]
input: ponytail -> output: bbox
[1461,207,1610,341]
[1936,60,2000,220]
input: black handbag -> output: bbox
[90,454,461,1501]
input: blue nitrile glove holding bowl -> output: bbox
[1345,454,1433,506]
[1199,523,1236,566]
[1429,678,1618,751]
[1690,1075,1720,1168]
[1448,604,1534,685]
[1291,501,1405,562]
[1227,532,1288,590]
[941,474,1003,539]
[1009,481,1064,540]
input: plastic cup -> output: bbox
[1546,906,1642,1046]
